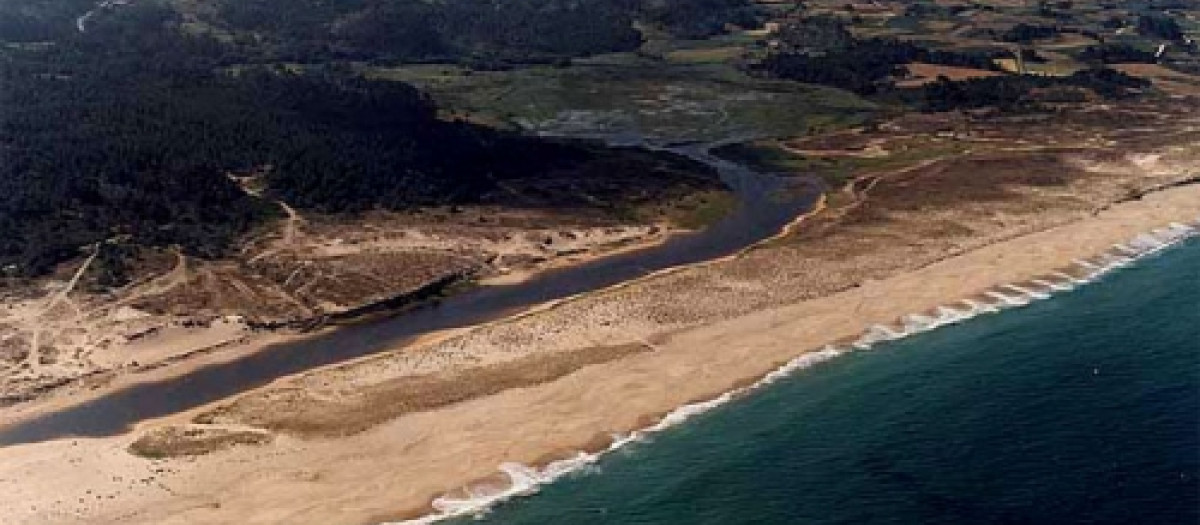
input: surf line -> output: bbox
[391,216,1200,525]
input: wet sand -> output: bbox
[0,180,1195,525]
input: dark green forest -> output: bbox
[0,2,729,277]
[220,0,762,64]
[756,17,1003,96]
[0,1,1168,278]
[756,17,1150,110]
[0,0,93,41]
[918,68,1150,112]
[0,0,762,64]
[212,0,647,64]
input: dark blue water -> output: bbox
[459,240,1200,525]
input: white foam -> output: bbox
[1099,252,1134,268]
[1112,243,1138,256]
[1032,279,1073,292]
[389,223,1198,525]
[1129,233,1166,253]
[1002,284,1051,300]
[853,324,906,349]
[1052,271,1089,285]
[396,344,853,525]
[934,305,972,324]
[985,290,1029,307]
[901,314,935,332]
[960,298,1000,315]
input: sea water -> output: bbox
[443,238,1200,525]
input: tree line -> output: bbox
[756,17,1003,96]
[203,0,761,65]
[1,0,764,65]
[0,5,719,277]
[918,68,1150,112]
[755,17,1151,111]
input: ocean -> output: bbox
[439,238,1200,525]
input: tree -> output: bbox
[1137,14,1184,41]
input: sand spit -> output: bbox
[0,202,678,416]
[0,220,678,429]
[0,179,1195,525]
[398,214,1200,524]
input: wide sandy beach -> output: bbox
[0,167,1196,524]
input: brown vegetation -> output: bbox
[178,100,1200,448]
[194,343,652,437]
[0,200,697,406]
[898,62,1003,87]
[128,425,273,458]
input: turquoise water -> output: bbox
[456,240,1200,525]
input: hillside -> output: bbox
[1,0,1198,440]
[0,1,742,278]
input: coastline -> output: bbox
[0,182,1194,525]
[386,187,1200,524]
[399,206,1200,524]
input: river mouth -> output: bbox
[0,141,820,447]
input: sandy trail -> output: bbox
[3,102,1197,523]
[278,202,303,247]
[98,250,189,317]
[20,245,100,369]
[0,181,1195,525]
[41,246,98,314]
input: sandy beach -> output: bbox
[0,154,1196,523]
[7,0,1200,521]
[0,217,687,430]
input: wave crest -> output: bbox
[391,217,1199,525]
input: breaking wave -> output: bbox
[391,217,1200,525]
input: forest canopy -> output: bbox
[0,3,722,277]
[755,17,1150,110]
[757,17,1002,96]
[0,0,763,65]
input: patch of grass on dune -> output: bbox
[714,138,968,189]
[664,189,740,230]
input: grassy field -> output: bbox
[659,189,741,230]
[713,136,968,188]
[363,54,877,143]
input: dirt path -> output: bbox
[278,202,303,247]
[75,0,124,33]
[1,180,1192,525]
[98,249,189,317]
[21,245,100,367]
[41,244,99,315]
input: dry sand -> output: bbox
[0,218,678,427]
[0,197,680,414]
[897,62,1003,87]
[0,181,1195,525]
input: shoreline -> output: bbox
[0,183,1193,525]
[390,193,1200,525]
